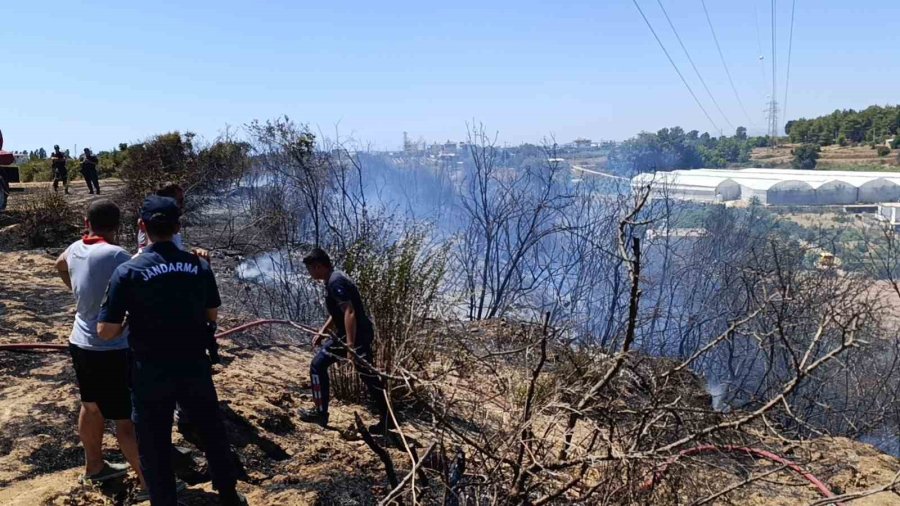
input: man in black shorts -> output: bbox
[298,248,391,433]
[51,145,69,194]
[55,200,145,490]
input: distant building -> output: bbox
[13,152,28,165]
[573,138,592,149]
[403,132,419,154]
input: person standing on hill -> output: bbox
[298,248,391,433]
[98,196,246,506]
[54,199,146,493]
[133,182,208,441]
[80,148,101,194]
[51,145,69,194]
[136,182,209,261]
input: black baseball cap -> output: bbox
[140,195,181,224]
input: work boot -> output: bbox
[298,408,328,427]
[219,489,249,506]
[133,479,187,502]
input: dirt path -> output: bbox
[7,179,124,211]
[0,251,412,505]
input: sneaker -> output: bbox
[298,408,328,427]
[81,461,129,484]
[133,479,187,502]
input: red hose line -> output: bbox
[0,319,320,353]
[642,444,844,505]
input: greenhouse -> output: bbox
[631,168,900,205]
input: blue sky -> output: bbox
[2,0,898,152]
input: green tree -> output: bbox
[792,144,820,170]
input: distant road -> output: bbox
[570,164,629,181]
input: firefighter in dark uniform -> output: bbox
[80,148,101,194]
[298,248,392,433]
[51,144,69,194]
[98,196,247,506]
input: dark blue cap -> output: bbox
[140,195,181,224]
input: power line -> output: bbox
[770,0,779,141]
[699,0,755,127]
[655,0,734,132]
[783,0,797,123]
[631,0,721,134]
[754,4,769,99]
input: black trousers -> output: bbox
[310,338,386,417]
[131,358,237,505]
[52,169,68,192]
[81,167,100,193]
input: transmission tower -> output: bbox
[766,98,779,148]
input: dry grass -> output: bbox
[751,144,900,169]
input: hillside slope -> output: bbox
[752,144,899,170]
[1,250,899,505]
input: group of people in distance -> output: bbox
[55,182,390,505]
[49,144,101,195]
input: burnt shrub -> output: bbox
[18,191,80,247]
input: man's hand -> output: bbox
[313,317,335,348]
[97,322,124,340]
[192,247,211,263]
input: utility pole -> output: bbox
[766,98,779,148]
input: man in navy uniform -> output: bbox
[98,196,246,506]
[51,144,69,194]
[298,248,391,433]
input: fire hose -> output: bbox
[641,444,845,505]
[0,319,323,353]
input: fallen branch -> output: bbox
[355,412,399,489]
[379,443,437,506]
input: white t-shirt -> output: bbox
[137,229,184,253]
[65,238,131,350]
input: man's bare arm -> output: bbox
[343,304,357,349]
[55,251,71,290]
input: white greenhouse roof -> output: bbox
[632,168,900,193]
